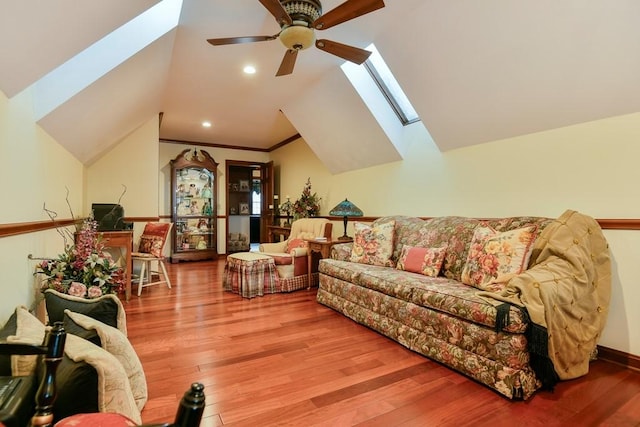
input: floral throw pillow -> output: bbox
[286,238,308,254]
[350,221,395,267]
[138,235,164,257]
[461,225,538,291]
[396,245,447,277]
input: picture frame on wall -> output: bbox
[239,180,250,192]
[239,202,249,214]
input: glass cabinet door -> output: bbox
[170,149,218,262]
[174,167,215,253]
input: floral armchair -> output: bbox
[259,218,332,291]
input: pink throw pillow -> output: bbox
[396,245,447,277]
[286,238,307,254]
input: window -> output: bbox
[362,44,419,125]
[251,183,261,215]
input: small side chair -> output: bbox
[259,218,332,291]
[132,222,173,296]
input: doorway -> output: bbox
[225,161,274,253]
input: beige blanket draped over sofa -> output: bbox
[480,209,611,384]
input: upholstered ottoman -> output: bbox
[223,252,279,298]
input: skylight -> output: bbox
[362,44,419,125]
[30,0,183,121]
[340,42,424,157]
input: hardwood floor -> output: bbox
[124,259,640,426]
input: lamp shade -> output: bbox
[329,199,363,217]
[330,199,363,241]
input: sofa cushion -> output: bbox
[396,245,447,277]
[350,221,395,267]
[461,225,538,291]
[319,259,529,333]
[261,252,293,265]
[320,259,413,302]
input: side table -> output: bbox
[304,238,352,290]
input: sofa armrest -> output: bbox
[331,243,353,261]
[289,247,308,257]
[259,241,287,253]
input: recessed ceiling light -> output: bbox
[202,121,212,128]
[243,65,256,74]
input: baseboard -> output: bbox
[597,345,640,372]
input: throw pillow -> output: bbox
[137,235,164,257]
[6,306,45,376]
[141,222,169,237]
[1,307,126,421]
[63,333,141,423]
[461,225,538,290]
[44,289,127,336]
[350,221,396,267]
[0,311,19,375]
[63,311,102,347]
[286,238,307,254]
[64,310,147,411]
[396,245,447,277]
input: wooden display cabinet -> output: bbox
[170,148,218,262]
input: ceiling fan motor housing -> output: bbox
[281,0,322,26]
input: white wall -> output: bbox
[270,112,640,357]
[0,89,85,322]
[86,115,160,219]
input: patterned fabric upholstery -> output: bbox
[223,252,280,298]
[319,214,560,400]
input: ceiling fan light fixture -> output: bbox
[279,24,315,50]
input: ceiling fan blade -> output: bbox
[313,0,385,30]
[207,35,278,46]
[315,39,372,64]
[259,0,293,26]
[276,49,298,76]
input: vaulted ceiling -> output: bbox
[2,1,639,172]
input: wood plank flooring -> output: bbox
[123,259,640,426]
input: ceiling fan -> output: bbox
[207,0,385,76]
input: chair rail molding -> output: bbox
[3,217,640,239]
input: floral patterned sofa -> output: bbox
[317,211,611,399]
